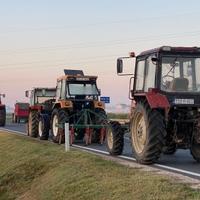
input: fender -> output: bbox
[29,105,42,111]
[146,91,170,109]
[52,100,73,110]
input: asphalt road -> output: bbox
[1,122,200,181]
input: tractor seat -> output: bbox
[170,78,189,91]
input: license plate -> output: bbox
[174,98,194,104]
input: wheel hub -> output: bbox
[132,112,147,154]
[52,115,59,137]
[107,128,113,149]
[38,120,42,137]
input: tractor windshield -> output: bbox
[68,83,99,96]
[161,56,200,92]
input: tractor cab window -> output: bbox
[144,56,156,92]
[68,82,99,98]
[56,81,62,99]
[30,89,56,105]
[30,91,34,105]
[161,56,200,92]
[135,60,145,91]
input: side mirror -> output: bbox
[117,59,123,74]
[42,89,46,96]
[25,91,29,97]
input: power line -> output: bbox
[0,31,200,69]
[0,11,198,35]
[1,30,200,55]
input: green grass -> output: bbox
[107,112,129,119]
[0,132,200,200]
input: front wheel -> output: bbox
[28,111,39,137]
[38,114,50,140]
[106,121,124,155]
[190,133,200,162]
[130,102,166,164]
[51,109,68,143]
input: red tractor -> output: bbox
[0,93,6,127]
[13,102,29,123]
[107,46,200,164]
[26,88,56,139]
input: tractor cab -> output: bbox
[26,88,56,107]
[118,46,200,106]
[55,69,104,111]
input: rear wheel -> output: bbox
[0,107,6,127]
[106,121,124,155]
[191,133,200,162]
[51,109,68,143]
[38,114,50,140]
[28,111,39,137]
[93,109,107,143]
[130,102,166,164]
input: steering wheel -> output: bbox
[162,74,174,89]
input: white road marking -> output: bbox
[73,144,110,155]
[1,127,200,179]
[0,128,26,135]
[73,144,200,178]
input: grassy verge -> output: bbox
[107,112,129,119]
[0,131,200,200]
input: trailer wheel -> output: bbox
[190,135,200,162]
[28,111,39,137]
[106,121,124,155]
[130,102,166,164]
[51,109,68,143]
[38,114,50,140]
[0,107,6,127]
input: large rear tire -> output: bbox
[38,114,50,140]
[106,121,124,155]
[190,133,200,162]
[130,102,166,164]
[0,107,6,127]
[28,111,39,137]
[51,109,68,143]
[93,108,107,143]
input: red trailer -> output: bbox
[13,102,29,123]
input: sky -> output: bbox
[0,0,200,110]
